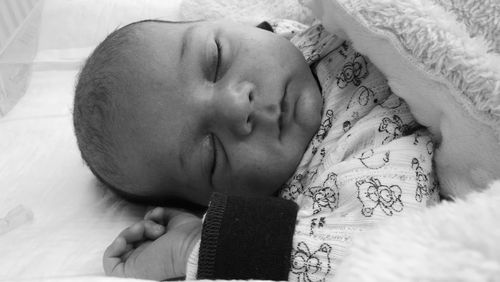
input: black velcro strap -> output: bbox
[197,192,298,280]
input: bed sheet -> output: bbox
[0,0,183,280]
[0,65,148,280]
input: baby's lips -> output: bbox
[279,81,293,130]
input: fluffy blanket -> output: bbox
[180,0,313,25]
[334,180,500,281]
[183,0,500,281]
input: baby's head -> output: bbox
[74,19,322,206]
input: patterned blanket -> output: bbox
[308,0,500,198]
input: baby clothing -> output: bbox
[187,21,439,281]
[282,22,439,281]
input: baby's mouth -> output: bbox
[278,83,290,134]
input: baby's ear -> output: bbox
[256,21,274,32]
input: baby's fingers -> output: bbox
[144,219,166,239]
[118,221,147,243]
[144,207,166,224]
[103,237,127,276]
[104,222,146,265]
[103,222,150,277]
[146,207,195,226]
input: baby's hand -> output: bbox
[103,207,202,281]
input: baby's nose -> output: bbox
[217,81,255,136]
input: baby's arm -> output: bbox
[103,207,202,281]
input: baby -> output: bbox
[74,19,438,280]
[74,19,321,206]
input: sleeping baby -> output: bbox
[73,19,439,280]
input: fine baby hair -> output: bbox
[74,19,204,209]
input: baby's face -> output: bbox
[116,20,322,205]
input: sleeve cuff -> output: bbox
[185,238,200,280]
[196,192,298,280]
